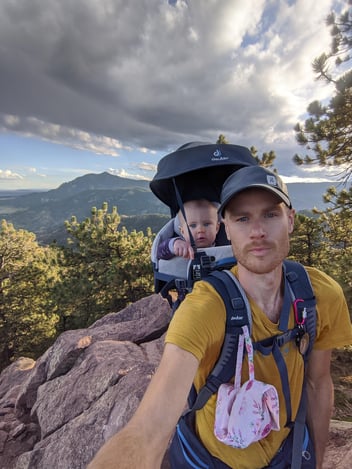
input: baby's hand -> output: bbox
[173,239,194,259]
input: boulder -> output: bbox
[0,294,351,468]
[1,294,171,469]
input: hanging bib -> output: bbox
[214,325,280,448]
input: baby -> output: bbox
[157,199,220,260]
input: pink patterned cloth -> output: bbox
[214,325,280,448]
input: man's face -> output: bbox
[223,188,295,275]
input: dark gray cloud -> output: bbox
[0,0,337,160]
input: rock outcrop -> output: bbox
[0,294,351,468]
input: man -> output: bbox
[88,166,352,469]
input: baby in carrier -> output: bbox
[157,198,221,260]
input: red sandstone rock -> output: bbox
[0,295,350,469]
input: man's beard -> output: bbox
[232,239,290,275]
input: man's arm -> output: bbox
[87,343,199,469]
[305,348,334,469]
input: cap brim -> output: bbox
[219,183,291,216]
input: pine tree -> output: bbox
[0,220,59,370]
[293,2,352,181]
[54,203,154,330]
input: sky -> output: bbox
[0,0,347,191]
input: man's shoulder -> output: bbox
[303,266,343,296]
[303,266,352,348]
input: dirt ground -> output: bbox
[324,346,352,465]
[330,347,352,421]
[324,346,352,462]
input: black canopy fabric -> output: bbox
[150,142,257,214]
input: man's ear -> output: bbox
[288,209,296,234]
[224,219,231,241]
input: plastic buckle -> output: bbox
[200,255,214,269]
[275,330,292,348]
[175,278,187,294]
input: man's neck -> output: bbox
[237,264,284,323]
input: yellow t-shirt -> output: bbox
[165,265,352,469]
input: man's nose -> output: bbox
[249,221,265,237]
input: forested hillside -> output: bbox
[0,172,169,243]
[0,171,345,245]
[1,193,351,372]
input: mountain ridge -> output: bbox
[0,172,344,245]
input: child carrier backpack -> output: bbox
[150,143,317,468]
[150,141,258,307]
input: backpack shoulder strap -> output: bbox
[283,260,317,354]
[184,262,318,469]
[283,261,317,469]
[189,262,317,409]
[190,269,252,411]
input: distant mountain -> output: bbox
[287,182,337,211]
[0,172,345,245]
[43,172,150,199]
[0,189,47,197]
[0,172,169,243]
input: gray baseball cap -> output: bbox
[219,166,292,216]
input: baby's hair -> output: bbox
[177,199,221,229]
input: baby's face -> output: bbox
[180,201,220,248]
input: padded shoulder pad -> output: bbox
[284,260,316,305]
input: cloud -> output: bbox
[0,169,23,180]
[0,114,130,157]
[0,0,344,166]
[139,147,157,155]
[108,168,150,180]
[137,162,157,172]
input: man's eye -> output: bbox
[236,216,248,222]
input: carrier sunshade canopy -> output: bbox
[150,142,258,214]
